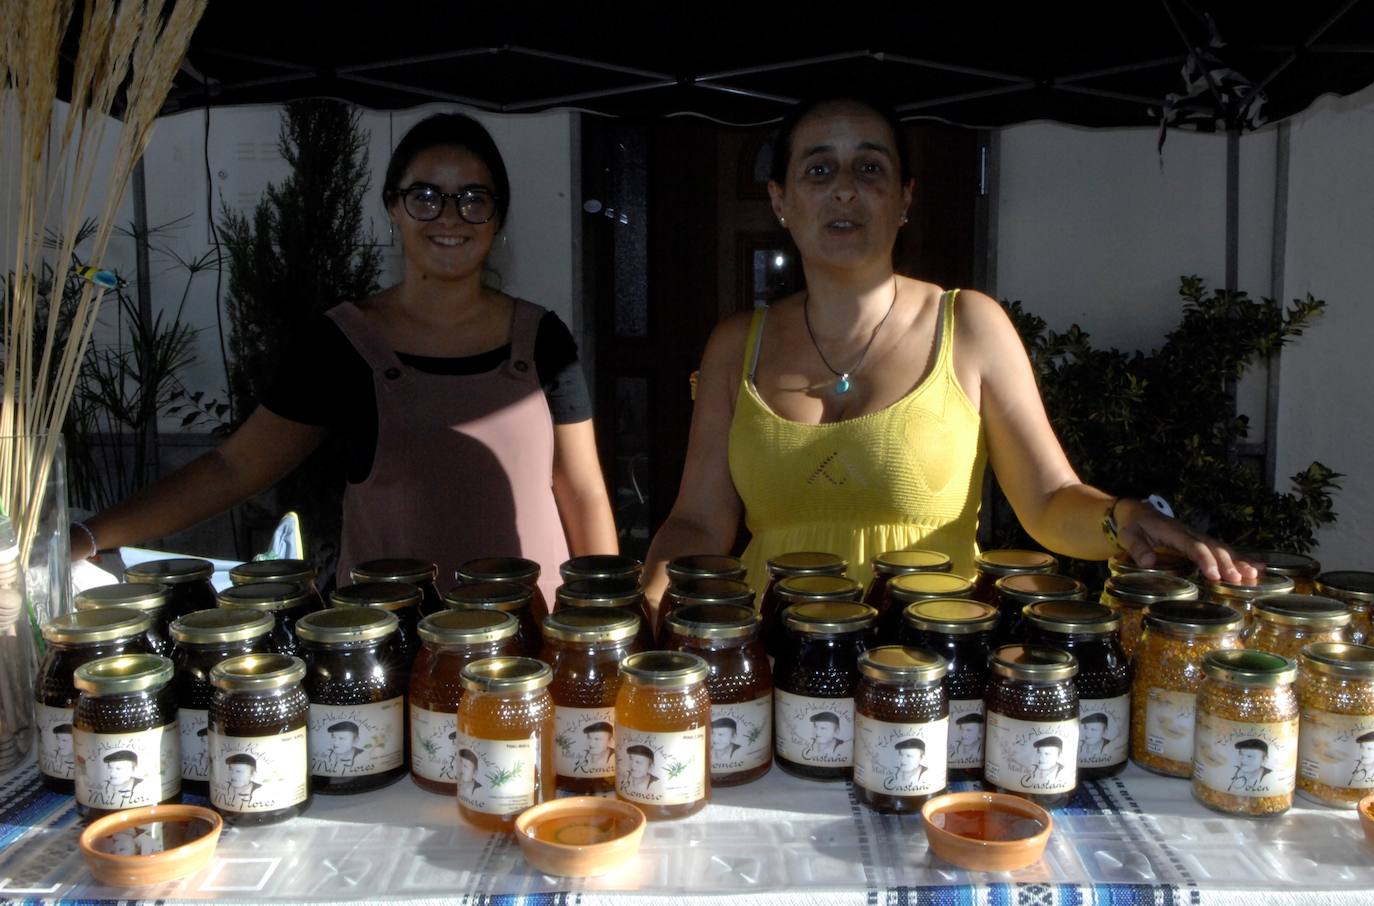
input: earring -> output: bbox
[899,214,909,226]
[388,221,395,241]
[778,216,787,228]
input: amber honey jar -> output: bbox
[899,599,998,781]
[296,608,407,795]
[169,608,274,795]
[456,657,556,832]
[542,607,641,794]
[1314,571,1374,644]
[73,654,180,819]
[884,573,977,643]
[125,558,217,627]
[1207,575,1296,624]
[1243,594,1351,659]
[994,574,1086,643]
[759,552,847,658]
[352,558,445,617]
[983,645,1080,810]
[561,554,644,584]
[864,550,953,616]
[658,578,753,647]
[458,556,549,623]
[229,559,326,612]
[219,582,317,657]
[614,651,711,819]
[1101,573,1199,660]
[331,581,424,676]
[852,646,948,813]
[1108,550,1196,580]
[555,578,654,652]
[36,610,153,794]
[208,653,311,825]
[1242,551,1321,596]
[665,603,773,786]
[1296,642,1374,807]
[75,584,174,657]
[409,610,521,795]
[972,550,1059,605]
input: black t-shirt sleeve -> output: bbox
[534,311,593,424]
[258,316,370,430]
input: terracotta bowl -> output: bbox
[79,804,222,887]
[920,791,1053,872]
[514,797,645,877]
[1358,792,1374,846]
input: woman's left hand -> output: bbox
[1114,498,1260,584]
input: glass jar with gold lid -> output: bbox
[229,559,326,612]
[457,557,549,624]
[218,581,314,657]
[852,646,948,813]
[1296,642,1374,807]
[658,578,751,645]
[759,552,847,658]
[983,645,1079,810]
[1242,551,1321,596]
[1101,573,1199,659]
[993,573,1086,643]
[884,573,976,643]
[1108,550,1196,580]
[446,580,542,658]
[1207,575,1296,624]
[1315,571,1374,644]
[124,558,217,627]
[332,581,424,674]
[75,583,173,656]
[864,550,953,626]
[561,554,644,584]
[352,558,444,617]
[555,578,654,652]
[667,554,747,586]
[973,550,1058,605]
[614,651,711,820]
[1242,594,1351,659]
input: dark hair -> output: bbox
[328,721,360,736]
[1235,738,1269,755]
[810,712,840,727]
[1082,713,1109,727]
[584,722,614,735]
[956,713,984,725]
[627,744,655,762]
[104,750,138,765]
[384,113,511,230]
[895,737,926,753]
[1033,736,1063,750]
[712,718,737,732]
[769,95,911,186]
[226,753,257,769]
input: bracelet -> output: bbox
[1101,498,1124,550]
[72,521,99,559]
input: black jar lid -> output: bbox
[296,607,398,644]
[1203,649,1297,686]
[42,609,153,645]
[902,598,999,635]
[1108,549,1196,578]
[229,559,316,586]
[858,645,948,684]
[1208,574,1296,601]
[74,583,170,613]
[559,555,643,583]
[445,580,535,612]
[995,573,1086,605]
[331,581,423,612]
[458,556,542,583]
[1315,571,1374,604]
[765,551,846,578]
[667,554,747,583]
[619,651,708,688]
[351,558,437,586]
[1143,601,1245,635]
[666,603,759,641]
[1252,594,1351,629]
[125,558,214,585]
[218,581,312,613]
[1300,642,1374,678]
[555,577,643,609]
[1023,601,1120,635]
[974,549,1058,578]
[990,644,1078,682]
[871,550,953,576]
[541,607,640,644]
[888,573,976,604]
[776,575,863,604]
[74,654,174,695]
[667,578,754,608]
[1240,550,1321,580]
[419,609,520,645]
[171,608,274,645]
[1103,573,1199,606]
[782,601,877,635]
[461,656,553,694]
[211,653,306,692]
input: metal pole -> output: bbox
[131,157,158,482]
[1266,123,1291,488]
[1226,128,1239,292]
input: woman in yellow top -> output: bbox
[643,96,1255,612]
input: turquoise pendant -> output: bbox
[835,374,852,394]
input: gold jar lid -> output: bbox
[871,549,953,576]
[765,551,846,578]
[1253,594,1352,629]
[559,555,643,583]
[995,573,1085,605]
[1104,573,1199,607]
[974,549,1058,578]
[858,645,948,684]
[229,559,316,586]
[218,581,311,613]
[296,607,398,644]
[1144,601,1245,635]
[781,601,877,635]
[331,581,422,612]
[42,609,153,645]
[210,654,306,692]
[555,578,642,609]
[461,656,553,693]
[445,580,534,612]
[1208,574,1296,601]
[902,598,999,635]
[541,607,640,643]
[170,608,274,645]
[74,654,174,695]
[1023,601,1120,635]
[888,573,976,603]
[667,578,753,608]
[1299,643,1374,678]
[458,556,541,583]
[990,645,1078,682]
[351,557,437,586]
[620,651,708,688]
[666,603,759,641]
[125,558,214,585]
[777,575,863,604]
[1108,550,1195,578]
[419,609,520,645]
[667,554,746,583]
[1315,571,1374,605]
[74,583,170,613]
[1242,550,1321,580]
[1203,649,1297,686]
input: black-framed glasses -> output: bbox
[394,184,499,224]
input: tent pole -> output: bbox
[1226,127,1239,292]
[1265,122,1291,489]
[131,157,159,483]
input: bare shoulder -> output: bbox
[953,288,1025,357]
[701,308,757,374]
[352,285,399,318]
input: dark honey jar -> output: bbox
[853,646,949,813]
[352,558,445,617]
[773,601,877,780]
[993,573,1087,643]
[169,608,274,795]
[74,584,173,656]
[666,554,747,586]
[884,573,977,644]
[208,653,311,825]
[446,580,542,657]
[36,610,153,794]
[217,581,314,657]
[410,609,522,795]
[124,558,217,627]
[983,645,1080,810]
[458,556,550,623]
[972,550,1059,605]
[296,608,407,794]
[658,577,753,646]
[229,559,326,612]
[555,578,655,653]
[331,582,424,676]
[665,602,773,786]
[864,550,953,619]
[73,654,180,819]
[759,552,847,659]
[560,554,644,584]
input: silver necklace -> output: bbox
[802,277,899,395]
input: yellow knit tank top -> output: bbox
[728,289,987,599]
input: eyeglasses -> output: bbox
[394,184,499,224]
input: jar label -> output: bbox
[553,706,618,779]
[454,732,539,815]
[853,715,948,796]
[209,728,309,812]
[615,726,707,805]
[983,712,1078,794]
[180,708,209,781]
[307,698,404,777]
[75,723,180,809]
[1299,708,1374,790]
[711,694,772,774]
[1145,687,1197,763]
[410,705,458,783]
[1193,712,1298,797]
[1078,694,1130,768]
[774,690,854,767]
[947,698,986,769]
[35,703,76,780]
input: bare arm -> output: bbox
[551,419,619,557]
[77,407,324,557]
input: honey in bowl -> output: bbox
[920,791,1053,872]
[525,809,641,846]
[929,807,1046,842]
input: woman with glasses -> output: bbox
[77,114,617,602]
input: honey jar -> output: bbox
[615,651,711,819]
[446,580,542,658]
[124,558,217,628]
[758,552,847,658]
[74,584,173,657]
[1242,594,1351,659]
[853,646,948,813]
[884,573,977,644]
[972,550,1058,604]
[217,582,315,657]
[229,559,326,612]
[1101,573,1199,660]
[1296,642,1374,808]
[353,557,444,617]
[458,557,550,624]
[983,645,1079,810]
